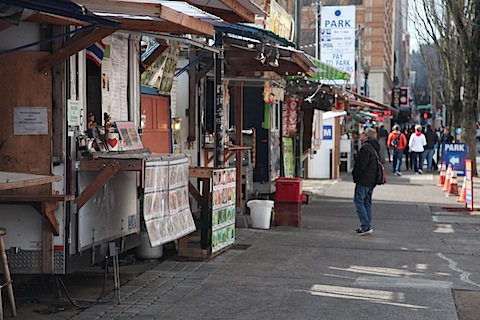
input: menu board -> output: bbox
[211,168,236,253]
[143,155,196,246]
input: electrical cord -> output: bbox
[55,255,115,309]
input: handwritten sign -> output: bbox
[67,99,81,127]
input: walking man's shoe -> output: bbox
[356,228,373,236]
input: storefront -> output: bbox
[0,0,263,273]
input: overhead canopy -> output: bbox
[186,0,265,23]
[223,41,315,77]
[219,24,315,77]
[348,91,398,116]
[76,0,222,36]
[0,0,120,31]
[1,0,266,71]
[217,23,296,48]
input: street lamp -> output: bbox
[363,63,371,96]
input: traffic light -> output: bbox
[399,87,409,107]
[422,112,432,119]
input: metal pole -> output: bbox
[294,0,301,48]
[315,1,322,59]
[214,30,224,168]
[356,26,362,93]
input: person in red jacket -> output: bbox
[387,124,408,176]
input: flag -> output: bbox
[86,41,106,67]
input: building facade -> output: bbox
[291,0,409,109]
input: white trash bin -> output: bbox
[247,200,274,229]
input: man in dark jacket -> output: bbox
[352,128,380,235]
[421,125,438,172]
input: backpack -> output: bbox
[365,144,387,185]
[390,133,401,148]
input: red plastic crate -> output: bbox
[275,178,303,202]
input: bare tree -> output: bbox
[411,0,479,175]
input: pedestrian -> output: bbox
[409,124,427,174]
[403,126,412,170]
[378,125,389,163]
[442,127,454,144]
[439,127,454,164]
[387,124,407,176]
[352,128,380,235]
[436,126,445,165]
[421,125,438,172]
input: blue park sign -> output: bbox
[441,143,467,176]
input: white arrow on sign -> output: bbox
[450,156,460,166]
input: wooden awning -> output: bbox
[38,0,223,71]
[186,0,266,23]
[348,91,399,115]
[75,0,217,36]
[2,0,243,71]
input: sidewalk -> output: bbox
[14,168,480,319]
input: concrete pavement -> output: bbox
[13,168,480,319]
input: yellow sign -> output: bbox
[269,0,294,41]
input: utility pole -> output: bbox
[315,1,322,59]
[356,26,362,94]
[294,0,301,48]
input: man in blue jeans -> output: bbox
[352,128,381,235]
[387,124,407,175]
[421,125,438,172]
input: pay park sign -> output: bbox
[441,143,467,176]
[320,5,356,84]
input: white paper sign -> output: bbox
[13,107,48,135]
[67,99,81,126]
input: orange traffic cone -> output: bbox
[448,168,459,196]
[437,162,446,186]
[457,176,467,202]
[442,164,452,192]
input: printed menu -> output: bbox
[211,168,236,253]
[143,155,195,246]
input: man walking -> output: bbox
[421,125,438,172]
[352,128,380,236]
[378,125,389,163]
[387,124,407,176]
[409,125,427,174]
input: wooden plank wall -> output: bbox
[0,52,52,194]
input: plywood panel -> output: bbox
[0,52,52,194]
[141,94,171,153]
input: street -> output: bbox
[11,168,480,320]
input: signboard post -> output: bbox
[465,159,474,211]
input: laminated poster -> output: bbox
[211,168,236,253]
[143,156,196,247]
